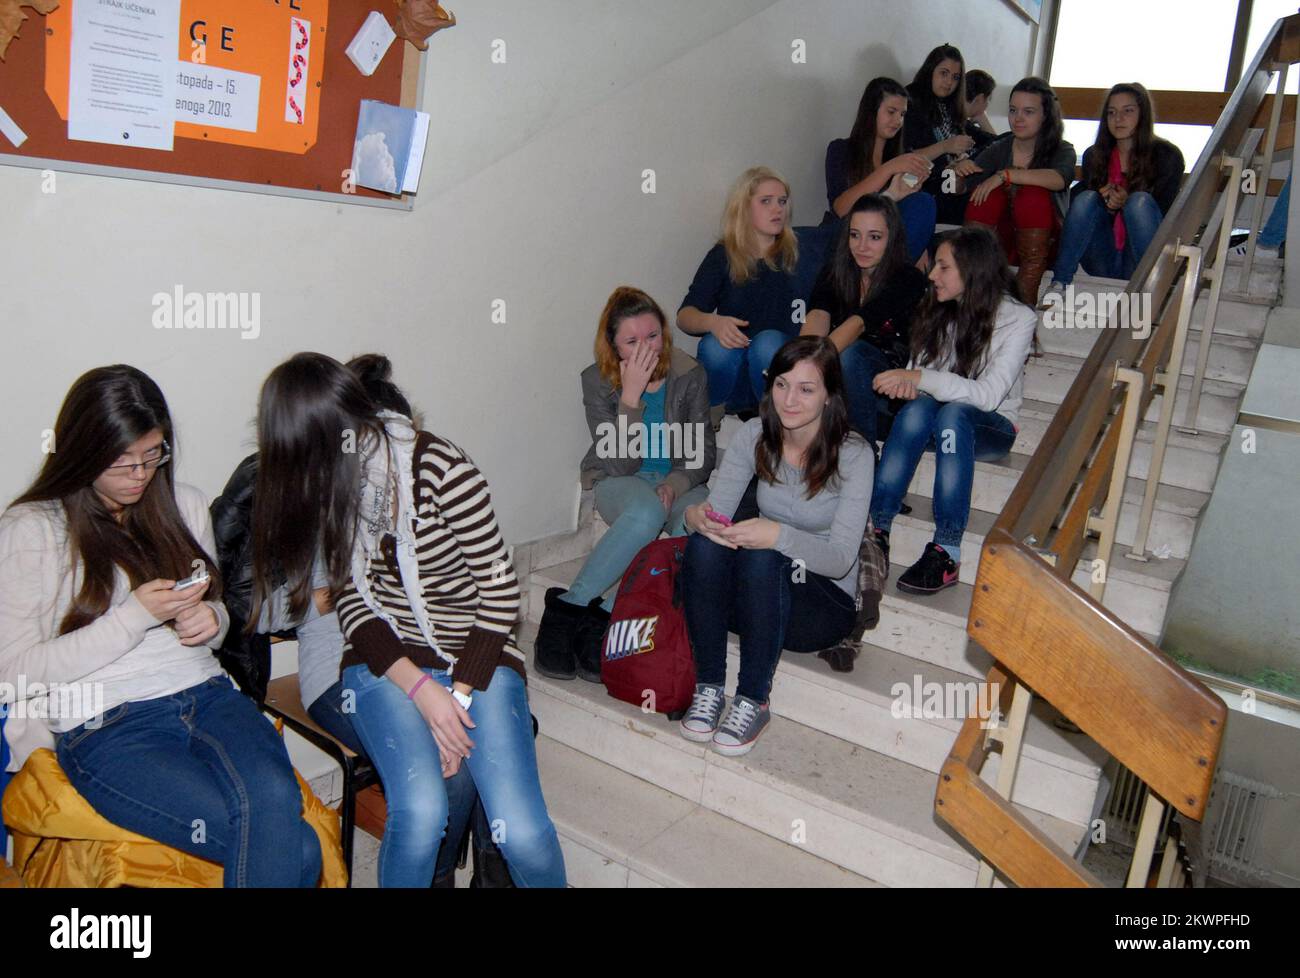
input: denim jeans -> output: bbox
[695,329,791,410]
[898,191,938,263]
[55,676,323,887]
[308,677,484,885]
[1259,172,1290,249]
[839,340,895,447]
[342,663,565,888]
[1053,190,1164,285]
[870,396,1017,549]
[682,537,856,703]
[565,471,709,609]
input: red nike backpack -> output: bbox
[600,536,696,719]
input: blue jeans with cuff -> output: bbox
[308,677,482,884]
[1053,190,1164,285]
[565,470,708,611]
[870,396,1016,551]
[682,538,856,703]
[695,329,791,411]
[341,663,565,888]
[56,676,322,887]
[839,340,896,447]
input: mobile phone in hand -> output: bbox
[173,569,210,591]
[705,509,733,527]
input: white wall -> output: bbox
[0,0,1035,545]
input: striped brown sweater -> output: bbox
[336,431,524,690]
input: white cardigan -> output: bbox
[913,297,1038,428]
[0,483,229,772]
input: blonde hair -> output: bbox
[720,166,800,284]
[594,286,674,390]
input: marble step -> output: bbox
[1191,295,1270,340]
[908,450,1210,559]
[519,624,1088,888]
[535,735,879,887]
[1039,279,1268,340]
[526,560,1108,827]
[1023,353,1245,437]
[1038,317,1260,389]
[888,495,1183,638]
[1016,398,1229,491]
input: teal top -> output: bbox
[637,385,673,479]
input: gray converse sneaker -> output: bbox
[680,683,727,742]
[711,695,771,756]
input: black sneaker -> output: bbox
[533,587,581,679]
[897,542,959,595]
[873,528,890,566]
[574,598,610,684]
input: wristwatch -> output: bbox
[451,689,473,710]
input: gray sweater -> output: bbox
[579,347,716,499]
[699,419,873,596]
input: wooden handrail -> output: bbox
[934,13,1300,886]
[1055,87,1295,132]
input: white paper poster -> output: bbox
[69,0,181,150]
[174,63,262,132]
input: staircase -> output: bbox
[511,261,1279,887]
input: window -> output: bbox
[1245,0,1300,93]
[1051,0,1239,91]
[1050,0,1246,167]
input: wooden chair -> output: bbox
[262,674,379,884]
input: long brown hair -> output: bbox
[593,287,673,390]
[249,353,383,626]
[846,77,909,186]
[908,44,968,128]
[1086,82,1164,193]
[828,194,911,311]
[911,227,1021,378]
[10,365,221,635]
[755,337,854,499]
[1011,76,1065,170]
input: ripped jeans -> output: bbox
[341,663,566,888]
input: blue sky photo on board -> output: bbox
[352,100,417,194]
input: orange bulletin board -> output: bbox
[0,0,424,208]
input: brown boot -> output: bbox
[1014,228,1052,305]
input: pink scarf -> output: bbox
[1109,148,1127,251]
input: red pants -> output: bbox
[965,184,1059,264]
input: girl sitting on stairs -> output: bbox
[868,226,1037,596]
[1046,82,1184,297]
[677,337,873,756]
[677,167,837,427]
[952,76,1077,305]
[536,287,715,682]
[802,193,930,451]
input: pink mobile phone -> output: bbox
[705,509,733,527]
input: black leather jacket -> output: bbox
[210,453,274,703]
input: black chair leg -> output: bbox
[340,757,357,887]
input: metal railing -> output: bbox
[934,14,1300,887]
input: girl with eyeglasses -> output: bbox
[1047,83,1184,296]
[0,365,323,886]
